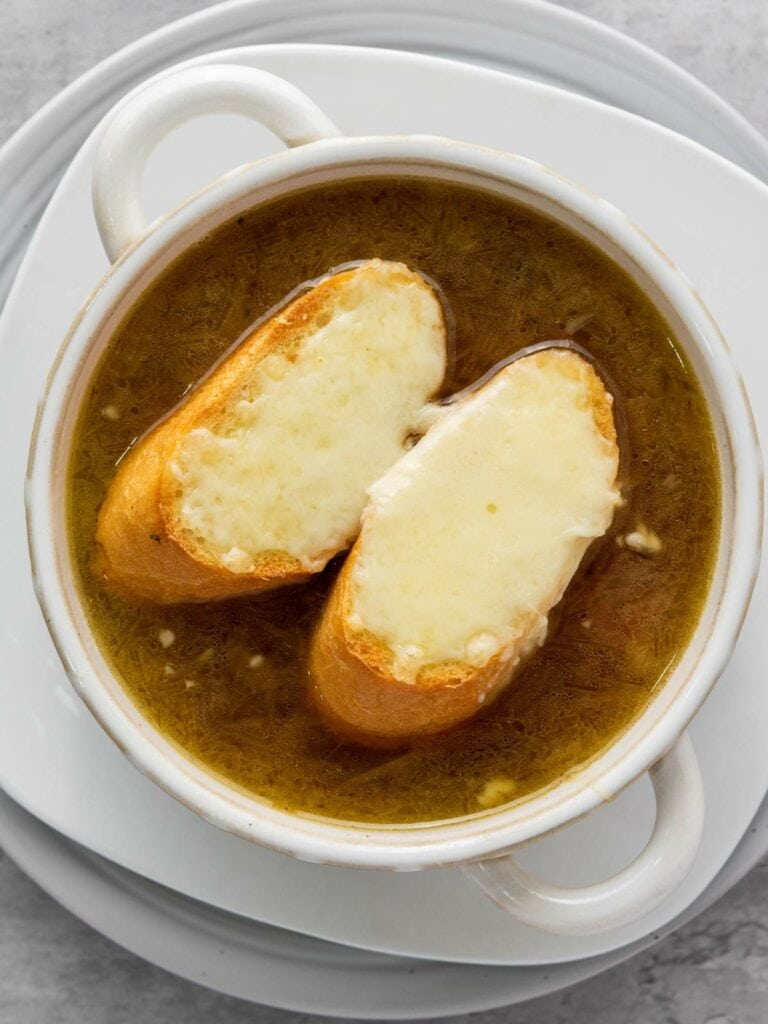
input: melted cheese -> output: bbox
[350,350,621,680]
[170,262,446,570]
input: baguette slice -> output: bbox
[94,260,446,603]
[309,348,621,746]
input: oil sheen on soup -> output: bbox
[68,178,720,824]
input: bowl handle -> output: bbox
[91,64,342,263]
[462,733,704,934]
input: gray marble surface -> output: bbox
[1,1,767,1021]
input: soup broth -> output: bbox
[68,178,720,824]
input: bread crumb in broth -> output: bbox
[623,524,664,555]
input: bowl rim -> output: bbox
[25,134,763,869]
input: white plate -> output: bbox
[3,782,766,1020]
[2,43,766,966]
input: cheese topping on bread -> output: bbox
[94,260,446,603]
[169,263,446,572]
[310,348,621,744]
[351,348,621,679]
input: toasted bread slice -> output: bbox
[94,260,447,603]
[309,348,621,746]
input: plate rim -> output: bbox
[2,39,768,968]
[0,784,739,1019]
[3,0,768,271]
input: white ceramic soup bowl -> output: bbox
[26,64,762,936]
